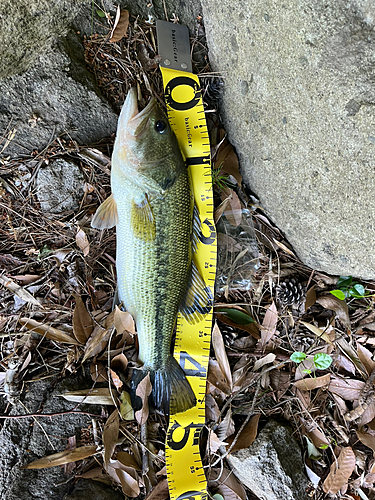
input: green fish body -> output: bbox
[92,88,212,414]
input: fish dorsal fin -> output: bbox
[91,194,119,229]
[179,260,213,324]
[131,195,156,241]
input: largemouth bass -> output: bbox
[91,88,212,414]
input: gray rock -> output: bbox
[0,0,82,78]
[65,479,123,500]
[227,420,310,500]
[0,36,118,158]
[36,158,85,213]
[0,372,95,500]
[202,0,375,278]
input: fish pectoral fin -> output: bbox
[179,260,214,324]
[91,194,119,229]
[131,195,156,241]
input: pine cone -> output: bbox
[201,76,224,106]
[276,278,306,307]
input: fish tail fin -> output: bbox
[130,357,196,415]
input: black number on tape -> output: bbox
[198,219,216,245]
[167,421,203,450]
[176,491,207,500]
[186,154,210,166]
[165,76,202,111]
[179,351,206,377]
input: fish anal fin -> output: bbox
[179,260,213,325]
[131,196,156,241]
[91,194,119,229]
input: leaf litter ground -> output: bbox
[1,10,375,500]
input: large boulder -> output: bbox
[202,0,375,278]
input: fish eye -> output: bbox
[155,120,167,133]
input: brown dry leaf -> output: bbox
[209,467,246,500]
[19,318,80,345]
[222,189,242,227]
[316,294,350,329]
[214,195,231,223]
[300,321,333,345]
[80,467,110,483]
[72,295,94,343]
[103,409,120,469]
[270,369,291,400]
[212,322,232,390]
[322,447,356,494]
[90,361,108,382]
[0,275,41,307]
[294,373,331,391]
[110,8,129,43]
[21,445,98,469]
[82,325,110,362]
[253,353,276,372]
[306,427,331,449]
[296,388,311,410]
[60,387,117,405]
[216,409,235,441]
[228,414,260,453]
[205,393,221,422]
[328,376,365,401]
[13,274,40,285]
[305,286,316,310]
[359,401,375,426]
[111,353,128,372]
[134,373,152,425]
[144,478,169,499]
[76,228,90,257]
[209,431,228,453]
[107,461,140,497]
[116,451,141,471]
[357,343,375,376]
[207,359,231,395]
[110,369,123,390]
[260,301,278,347]
[356,430,375,454]
[215,139,242,185]
[114,307,135,343]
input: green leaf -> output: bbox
[290,351,307,364]
[349,284,365,298]
[313,352,332,370]
[319,444,329,450]
[215,307,254,325]
[96,9,106,17]
[302,369,312,374]
[330,289,346,301]
[336,276,352,288]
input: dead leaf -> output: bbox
[144,478,169,499]
[13,274,40,285]
[110,369,123,390]
[209,467,247,500]
[328,376,365,401]
[110,8,129,43]
[294,373,331,391]
[216,409,235,441]
[205,393,221,422]
[107,461,140,497]
[270,369,291,400]
[253,353,276,372]
[222,188,242,227]
[306,427,331,449]
[82,325,110,362]
[207,359,231,395]
[103,409,119,469]
[111,353,128,372]
[357,343,375,376]
[316,294,350,329]
[212,322,232,390]
[209,431,228,454]
[61,387,117,405]
[305,286,316,310]
[72,295,94,343]
[19,318,80,345]
[134,373,152,425]
[90,361,108,382]
[300,321,333,345]
[116,451,141,471]
[322,447,356,494]
[360,401,375,426]
[260,301,278,347]
[357,430,375,454]
[21,445,98,469]
[76,228,90,257]
[228,414,260,453]
[119,391,134,420]
[0,274,41,307]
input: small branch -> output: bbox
[0,410,102,420]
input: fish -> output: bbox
[91,88,212,414]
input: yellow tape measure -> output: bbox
[156,21,216,500]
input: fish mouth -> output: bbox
[119,87,156,138]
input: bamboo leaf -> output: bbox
[19,318,80,345]
[21,445,98,469]
[72,295,94,343]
